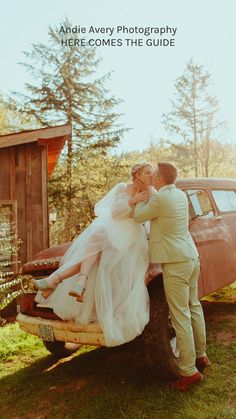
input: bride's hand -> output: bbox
[133,178,147,192]
[129,191,148,205]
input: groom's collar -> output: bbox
[158,184,176,192]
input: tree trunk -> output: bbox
[192,72,198,177]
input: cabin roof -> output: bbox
[0,124,71,176]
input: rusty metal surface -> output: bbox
[190,216,235,296]
[184,180,236,297]
[21,242,71,274]
[21,258,61,274]
[17,313,105,346]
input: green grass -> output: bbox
[0,303,236,419]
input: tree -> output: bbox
[0,94,37,135]
[162,59,226,177]
[0,94,9,134]
[12,19,127,239]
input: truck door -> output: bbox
[211,188,236,277]
[184,188,234,297]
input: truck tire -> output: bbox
[43,341,81,357]
[143,276,179,379]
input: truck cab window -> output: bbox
[185,189,214,219]
[212,190,236,213]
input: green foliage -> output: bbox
[0,205,21,313]
[0,92,40,135]
[0,94,9,134]
[49,152,131,243]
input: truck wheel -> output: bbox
[43,341,81,357]
[143,277,179,379]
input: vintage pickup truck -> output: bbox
[16,178,236,378]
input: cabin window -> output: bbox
[212,190,236,213]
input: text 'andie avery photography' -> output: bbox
[59,25,178,47]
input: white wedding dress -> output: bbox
[36,183,150,346]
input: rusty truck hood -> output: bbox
[21,242,72,274]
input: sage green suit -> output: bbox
[134,184,206,376]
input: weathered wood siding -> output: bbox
[0,143,49,268]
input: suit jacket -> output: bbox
[134,184,198,263]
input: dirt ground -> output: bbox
[202,301,236,346]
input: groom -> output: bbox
[134,162,210,391]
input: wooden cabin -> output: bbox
[0,124,71,273]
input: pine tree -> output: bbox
[162,59,226,177]
[12,19,127,239]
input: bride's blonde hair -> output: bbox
[131,162,153,181]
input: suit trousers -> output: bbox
[162,258,206,376]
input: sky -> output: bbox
[0,0,236,152]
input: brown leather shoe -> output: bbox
[171,371,204,391]
[196,356,211,371]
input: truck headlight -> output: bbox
[20,275,37,294]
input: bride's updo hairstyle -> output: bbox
[131,162,153,181]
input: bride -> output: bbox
[34,162,153,346]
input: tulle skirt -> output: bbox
[36,213,150,346]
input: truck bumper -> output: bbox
[16,313,105,346]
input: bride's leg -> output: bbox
[33,263,81,290]
[80,253,100,277]
[34,227,106,300]
[34,253,100,294]
[68,253,100,302]
[68,228,105,302]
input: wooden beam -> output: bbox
[25,144,32,261]
[9,148,16,200]
[0,124,71,148]
[41,145,49,249]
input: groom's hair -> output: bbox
[157,162,177,184]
